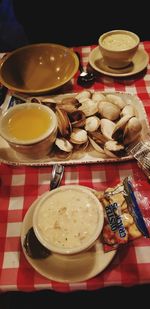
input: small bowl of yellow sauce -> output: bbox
[0,103,57,159]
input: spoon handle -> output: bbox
[75,51,84,73]
[50,164,64,191]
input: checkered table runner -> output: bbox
[0,42,150,293]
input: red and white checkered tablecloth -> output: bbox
[0,42,150,293]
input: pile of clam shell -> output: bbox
[31,90,142,159]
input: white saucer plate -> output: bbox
[89,46,149,77]
[21,192,117,283]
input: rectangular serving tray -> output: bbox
[0,91,149,166]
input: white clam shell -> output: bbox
[89,130,107,144]
[55,138,73,152]
[98,101,120,121]
[88,136,105,154]
[55,107,72,137]
[124,132,141,145]
[100,118,116,140]
[58,97,80,113]
[104,148,118,158]
[104,140,124,152]
[104,140,125,159]
[75,90,91,103]
[106,94,126,109]
[92,92,106,103]
[41,98,56,104]
[78,99,98,116]
[120,104,135,117]
[112,114,132,137]
[123,117,142,145]
[124,117,142,137]
[85,116,100,132]
[70,128,88,144]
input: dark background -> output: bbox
[1,285,150,308]
[0,0,150,51]
[12,0,150,46]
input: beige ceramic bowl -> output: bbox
[0,103,57,159]
[33,185,104,255]
[0,43,79,94]
[99,30,140,68]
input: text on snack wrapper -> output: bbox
[105,202,127,238]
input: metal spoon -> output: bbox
[50,164,64,190]
[24,227,50,259]
[76,51,95,87]
[23,164,64,259]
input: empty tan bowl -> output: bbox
[99,30,140,68]
[0,43,79,94]
[33,185,104,255]
[0,102,58,159]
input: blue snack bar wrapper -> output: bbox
[123,177,149,238]
[99,177,150,251]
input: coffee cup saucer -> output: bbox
[89,46,149,77]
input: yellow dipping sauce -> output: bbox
[6,106,52,141]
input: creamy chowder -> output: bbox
[102,33,136,51]
[34,186,103,252]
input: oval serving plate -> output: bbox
[0,91,149,166]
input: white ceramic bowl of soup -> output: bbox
[0,102,57,159]
[33,185,104,255]
[99,30,140,68]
